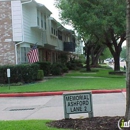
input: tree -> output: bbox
[83,40,92,71]
[121,46,126,60]
[82,34,105,71]
[91,43,105,66]
[99,47,112,63]
[125,0,130,121]
[55,0,126,71]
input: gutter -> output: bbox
[21,0,32,5]
[15,0,33,64]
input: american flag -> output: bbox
[27,44,39,63]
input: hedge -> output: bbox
[0,64,39,84]
[36,61,51,76]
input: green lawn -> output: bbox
[0,120,69,130]
[0,68,126,93]
[66,68,125,78]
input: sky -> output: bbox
[35,0,72,29]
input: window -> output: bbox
[56,31,58,36]
[37,17,39,26]
[37,9,40,26]
[41,13,44,28]
[41,19,43,28]
[58,30,62,40]
[44,15,46,30]
[54,29,55,35]
[21,47,30,63]
[68,37,70,42]
[44,22,46,29]
[51,27,53,34]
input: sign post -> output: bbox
[63,92,93,119]
[7,68,10,90]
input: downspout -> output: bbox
[15,0,32,64]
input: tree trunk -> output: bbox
[107,44,121,71]
[91,46,105,67]
[86,47,91,71]
[113,55,120,71]
[104,29,125,71]
[125,0,130,120]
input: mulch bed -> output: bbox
[47,116,129,130]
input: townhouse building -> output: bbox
[0,0,76,65]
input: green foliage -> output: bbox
[56,0,126,71]
[121,46,126,59]
[51,63,62,75]
[56,0,126,36]
[78,54,86,63]
[0,64,39,84]
[37,70,44,80]
[58,54,68,63]
[100,47,112,60]
[51,63,69,75]
[36,62,51,76]
[66,59,83,70]
[62,65,69,73]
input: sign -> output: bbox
[7,68,10,77]
[63,92,93,119]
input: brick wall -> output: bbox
[0,1,16,65]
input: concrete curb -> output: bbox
[0,89,125,97]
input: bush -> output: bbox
[51,63,62,75]
[0,65,8,83]
[0,64,39,84]
[66,61,77,70]
[66,59,83,70]
[36,62,51,76]
[62,66,69,73]
[58,54,68,63]
[37,70,44,80]
[51,63,69,75]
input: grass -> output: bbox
[0,120,68,130]
[0,67,126,130]
[66,68,125,78]
[0,68,126,93]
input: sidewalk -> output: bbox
[0,91,126,120]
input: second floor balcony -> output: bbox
[64,42,75,52]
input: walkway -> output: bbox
[0,92,126,120]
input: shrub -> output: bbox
[66,61,77,70]
[62,66,69,73]
[66,59,83,70]
[0,64,39,84]
[0,65,9,83]
[36,62,51,76]
[58,54,68,63]
[37,70,44,80]
[51,63,62,75]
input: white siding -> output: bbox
[11,1,23,41]
[22,4,43,45]
[46,18,58,48]
[56,40,63,51]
